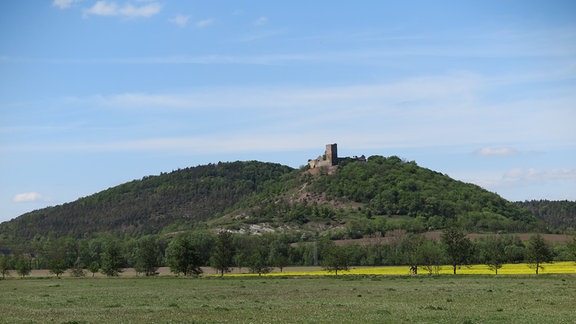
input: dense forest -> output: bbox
[515,200,576,232]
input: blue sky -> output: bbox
[1,1,575,223]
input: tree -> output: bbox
[187,230,215,266]
[418,238,444,275]
[525,234,553,275]
[88,261,100,277]
[268,239,290,272]
[441,227,473,274]
[248,244,272,276]
[134,235,162,276]
[46,236,77,278]
[167,234,203,276]
[399,234,444,275]
[398,233,425,274]
[567,237,576,262]
[70,258,86,277]
[478,235,507,275]
[248,251,272,276]
[210,231,235,277]
[16,258,31,278]
[100,239,124,276]
[322,245,351,276]
[0,254,11,279]
[47,259,68,278]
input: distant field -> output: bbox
[18,261,576,278]
[250,262,576,276]
[1,274,575,323]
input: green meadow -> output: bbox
[1,274,575,323]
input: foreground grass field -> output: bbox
[1,274,575,323]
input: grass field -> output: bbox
[1,273,575,323]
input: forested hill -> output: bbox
[0,161,295,241]
[515,200,576,232]
[0,156,543,245]
[242,155,538,234]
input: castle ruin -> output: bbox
[308,143,365,171]
[308,143,339,169]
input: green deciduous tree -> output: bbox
[100,239,124,276]
[418,238,444,275]
[322,245,351,276]
[441,227,473,274]
[210,231,235,277]
[525,234,554,275]
[88,261,100,277]
[134,235,163,276]
[567,237,576,262]
[399,233,444,275]
[248,244,272,276]
[0,254,11,279]
[166,234,203,276]
[47,259,68,278]
[478,235,508,275]
[398,233,425,274]
[16,258,31,278]
[268,238,290,272]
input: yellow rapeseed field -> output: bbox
[232,261,576,277]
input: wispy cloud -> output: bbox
[474,147,518,157]
[195,18,215,28]
[64,73,481,110]
[52,0,77,9]
[4,70,574,158]
[169,14,190,28]
[253,16,268,26]
[12,192,50,203]
[504,168,576,183]
[84,1,161,18]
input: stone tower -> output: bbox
[326,143,338,166]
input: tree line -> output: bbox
[1,228,575,279]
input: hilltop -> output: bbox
[0,144,552,247]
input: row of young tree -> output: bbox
[1,229,575,279]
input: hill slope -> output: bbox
[215,156,538,235]
[0,161,294,241]
[0,156,541,244]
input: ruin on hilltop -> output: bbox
[307,143,365,174]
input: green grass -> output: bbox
[1,275,575,323]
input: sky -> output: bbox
[1,1,575,223]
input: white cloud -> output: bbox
[474,147,518,157]
[195,19,214,28]
[70,73,480,110]
[12,192,49,203]
[169,14,190,28]
[84,1,161,18]
[52,0,76,9]
[254,16,268,26]
[504,168,576,183]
